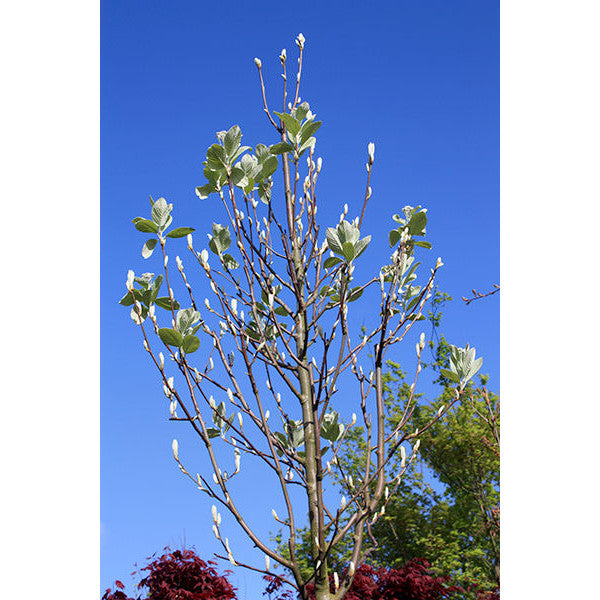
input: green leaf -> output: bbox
[259,155,278,180]
[155,297,180,310]
[151,197,172,229]
[209,223,231,255]
[177,308,201,334]
[182,334,200,354]
[269,142,294,155]
[274,306,289,316]
[142,238,158,258]
[354,235,371,259]
[134,218,158,234]
[389,229,401,247]
[158,328,184,347]
[414,240,432,250]
[408,211,427,236]
[222,253,239,270]
[196,183,216,199]
[206,427,221,439]
[294,102,311,121]
[206,144,228,169]
[167,227,195,238]
[300,120,321,145]
[325,228,343,255]
[441,368,461,383]
[347,287,364,302]
[224,125,242,158]
[119,291,135,306]
[323,256,342,269]
[274,112,301,137]
[342,241,355,262]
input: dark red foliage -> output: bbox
[300,559,463,600]
[103,547,236,600]
[138,548,236,600]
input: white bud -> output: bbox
[254,57,262,68]
[419,332,426,349]
[343,203,348,215]
[296,33,305,48]
[227,388,234,402]
[126,270,135,291]
[205,298,210,309]
[368,142,375,164]
[210,281,216,293]
[333,572,339,591]
[414,439,421,452]
[272,509,279,521]
[416,342,421,356]
[212,524,220,539]
[351,413,357,426]
[200,249,209,264]
[237,412,243,428]
[235,452,241,473]
[316,157,322,172]
[349,561,355,576]
[186,233,193,250]
[164,255,169,267]
[265,555,271,571]
[172,439,179,461]
[340,496,347,510]
[436,257,444,269]
[176,255,183,270]
[437,405,445,417]
[159,352,164,368]
[265,410,270,421]
[143,340,149,351]
[231,298,238,315]
[212,504,218,522]
[366,186,372,199]
[280,48,287,63]
[213,472,219,484]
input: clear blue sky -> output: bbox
[101,1,498,598]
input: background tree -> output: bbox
[120,36,483,600]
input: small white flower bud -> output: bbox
[204,298,210,309]
[333,572,339,591]
[280,48,287,63]
[237,412,243,428]
[212,524,220,539]
[159,352,164,368]
[349,561,355,576]
[227,388,234,402]
[213,472,219,484]
[211,504,218,522]
[126,270,135,291]
[316,157,322,172]
[368,142,375,164]
[436,257,444,269]
[340,496,347,510]
[265,410,270,421]
[187,233,193,249]
[172,439,179,461]
[272,509,279,521]
[414,439,421,452]
[164,255,168,267]
[265,555,271,571]
[296,33,305,48]
[437,405,445,417]
[351,413,357,426]
[254,57,262,68]
[176,255,183,270]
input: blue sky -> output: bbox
[101,1,498,597]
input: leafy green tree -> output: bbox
[120,36,484,600]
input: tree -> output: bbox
[120,35,484,600]
[287,295,499,597]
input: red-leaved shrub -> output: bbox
[103,547,236,600]
[271,559,463,600]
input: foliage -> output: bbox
[120,35,483,600]
[266,561,463,600]
[102,547,236,600]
